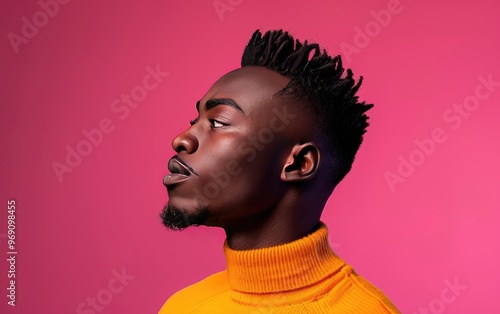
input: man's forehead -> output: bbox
[206,66,290,101]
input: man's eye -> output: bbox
[189,118,198,126]
[210,119,224,129]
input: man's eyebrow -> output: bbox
[196,98,246,115]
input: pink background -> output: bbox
[1,0,499,313]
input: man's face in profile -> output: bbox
[161,66,313,231]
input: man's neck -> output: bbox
[223,201,322,250]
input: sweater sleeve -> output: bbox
[158,271,230,314]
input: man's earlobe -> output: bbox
[280,142,320,182]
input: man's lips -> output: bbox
[163,173,190,186]
[164,156,196,186]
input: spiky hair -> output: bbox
[241,29,374,186]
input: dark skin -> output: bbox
[162,66,336,250]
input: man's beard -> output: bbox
[160,204,210,231]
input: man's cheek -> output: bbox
[237,141,257,162]
[225,160,242,176]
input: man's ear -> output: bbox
[280,142,320,182]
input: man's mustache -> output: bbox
[171,155,198,176]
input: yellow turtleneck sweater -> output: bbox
[158,222,400,313]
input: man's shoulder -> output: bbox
[158,270,230,314]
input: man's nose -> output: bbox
[172,128,199,154]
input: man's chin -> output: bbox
[159,204,210,231]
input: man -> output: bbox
[159,29,400,313]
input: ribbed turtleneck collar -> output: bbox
[223,222,346,294]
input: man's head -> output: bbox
[161,29,373,231]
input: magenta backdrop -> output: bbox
[1,0,499,313]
